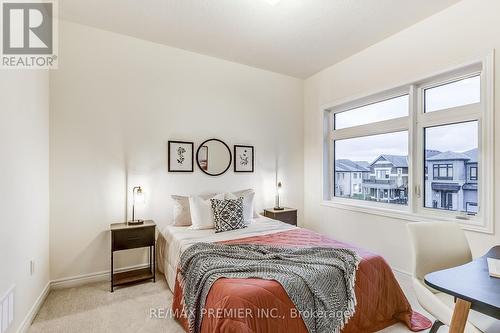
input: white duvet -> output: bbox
[157,216,296,291]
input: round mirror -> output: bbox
[196,139,232,176]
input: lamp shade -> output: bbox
[133,187,145,204]
[274,181,284,210]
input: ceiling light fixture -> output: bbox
[265,0,282,6]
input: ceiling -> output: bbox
[60,0,460,78]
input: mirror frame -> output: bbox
[196,138,232,176]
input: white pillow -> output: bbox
[171,193,216,226]
[188,193,224,230]
[171,195,191,226]
[225,189,256,224]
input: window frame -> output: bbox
[321,52,494,234]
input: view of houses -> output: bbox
[335,148,478,214]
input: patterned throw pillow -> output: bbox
[210,197,247,233]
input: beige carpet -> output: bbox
[29,271,439,333]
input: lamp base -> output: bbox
[273,207,285,211]
[128,219,144,225]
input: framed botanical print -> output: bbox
[234,145,254,173]
[168,141,194,172]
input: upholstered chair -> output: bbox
[407,222,499,333]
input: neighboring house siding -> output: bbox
[334,160,370,198]
[335,172,350,196]
[363,155,408,204]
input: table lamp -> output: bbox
[274,181,284,210]
[129,186,145,225]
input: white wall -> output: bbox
[50,21,304,281]
[304,0,500,273]
[0,70,50,332]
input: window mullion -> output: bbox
[410,84,421,214]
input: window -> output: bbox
[334,131,408,204]
[432,164,453,180]
[470,166,478,180]
[425,75,480,113]
[335,95,408,129]
[323,57,494,232]
[375,169,391,180]
[466,202,478,214]
[424,119,479,215]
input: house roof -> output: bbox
[371,155,408,168]
[427,150,473,161]
[431,182,461,192]
[335,159,370,172]
[463,148,478,163]
[463,183,478,191]
[354,161,370,169]
[362,183,400,190]
[425,150,441,159]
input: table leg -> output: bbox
[111,251,114,292]
[153,242,156,282]
[449,298,471,333]
[149,246,152,272]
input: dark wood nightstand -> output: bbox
[263,208,297,226]
[110,220,156,292]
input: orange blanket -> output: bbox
[172,228,431,332]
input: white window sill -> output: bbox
[320,200,493,234]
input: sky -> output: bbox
[335,131,407,163]
[335,95,408,129]
[335,121,478,163]
[425,121,478,153]
[425,75,480,112]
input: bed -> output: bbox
[157,216,431,333]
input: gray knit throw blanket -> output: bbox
[176,243,361,333]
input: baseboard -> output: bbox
[51,263,150,289]
[392,267,412,277]
[16,281,50,333]
[17,263,151,332]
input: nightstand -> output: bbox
[263,208,297,226]
[110,220,156,292]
